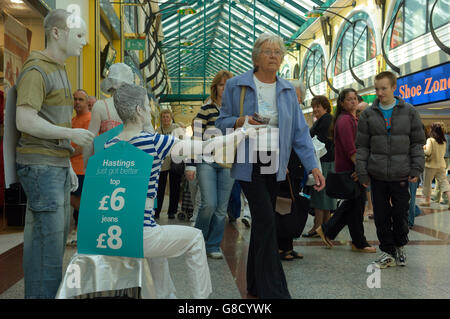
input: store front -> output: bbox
[1,0,50,228]
[396,61,450,129]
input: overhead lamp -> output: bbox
[11,0,24,3]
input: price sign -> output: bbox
[77,141,153,258]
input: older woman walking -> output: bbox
[303,95,336,237]
[216,33,325,299]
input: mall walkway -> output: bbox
[1,191,449,299]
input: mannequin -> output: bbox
[82,62,154,168]
[15,9,94,299]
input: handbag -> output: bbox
[275,173,309,239]
[325,171,361,200]
[217,87,246,169]
[275,173,295,215]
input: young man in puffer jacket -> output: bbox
[355,71,425,269]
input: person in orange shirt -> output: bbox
[68,89,91,244]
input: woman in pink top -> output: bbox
[316,88,376,253]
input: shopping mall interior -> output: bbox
[0,0,449,300]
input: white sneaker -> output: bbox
[207,251,223,259]
[372,252,396,269]
[396,246,407,266]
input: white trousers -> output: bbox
[143,224,212,299]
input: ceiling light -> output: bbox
[11,0,24,3]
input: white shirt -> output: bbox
[253,75,278,127]
[253,75,279,151]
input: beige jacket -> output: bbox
[424,137,447,169]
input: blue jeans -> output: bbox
[195,162,234,253]
[16,164,71,299]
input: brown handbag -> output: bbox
[275,173,295,215]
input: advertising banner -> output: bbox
[77,141,153,258]
[395,62,450,106]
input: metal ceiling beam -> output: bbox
[257,0,306,26]
[230,1,297,34]
[238,0,300,30]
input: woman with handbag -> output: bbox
[302,95,336,238]
[215,33,325,299]
[420,123,450,209]
[155,109,183,219]
[316,88,376,253]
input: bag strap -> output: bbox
[286,172,295,203]
[240,86,246,117]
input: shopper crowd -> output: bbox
[14,9,446,300]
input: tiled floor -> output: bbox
[1,191,449,299]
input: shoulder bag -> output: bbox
[325,171,361,200]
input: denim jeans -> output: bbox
[16,164,71,299]
[194,162,234,253]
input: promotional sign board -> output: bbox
[395,62,450,106]
[77,141,153,258]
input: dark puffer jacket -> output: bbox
[355,97,425,185]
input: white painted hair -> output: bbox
[114,83,147,123]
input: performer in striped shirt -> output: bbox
[104,82,254,299]
[105,83,212,299]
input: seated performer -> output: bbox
[104,83,255,298]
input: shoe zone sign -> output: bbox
[77,141,153,258]
[395,62,450,106]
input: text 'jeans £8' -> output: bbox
[16,164,71,299]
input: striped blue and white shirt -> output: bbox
[105,131,175,227]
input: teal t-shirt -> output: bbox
[379,100,397,133]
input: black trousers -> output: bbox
[321,186,369,248]
[370,178,410,256]
[156,169,182,217]
[239,162,291,299]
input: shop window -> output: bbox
[332,12,378,76]
[301,45,326,87]
[389,0,449,49]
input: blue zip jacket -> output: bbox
[215,69,318,182]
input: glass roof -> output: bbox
[158,0,329,95]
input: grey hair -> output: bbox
[290,80,306,101]
[252,33,286,67]
[43,9,71,39]
[113,83,147,123]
